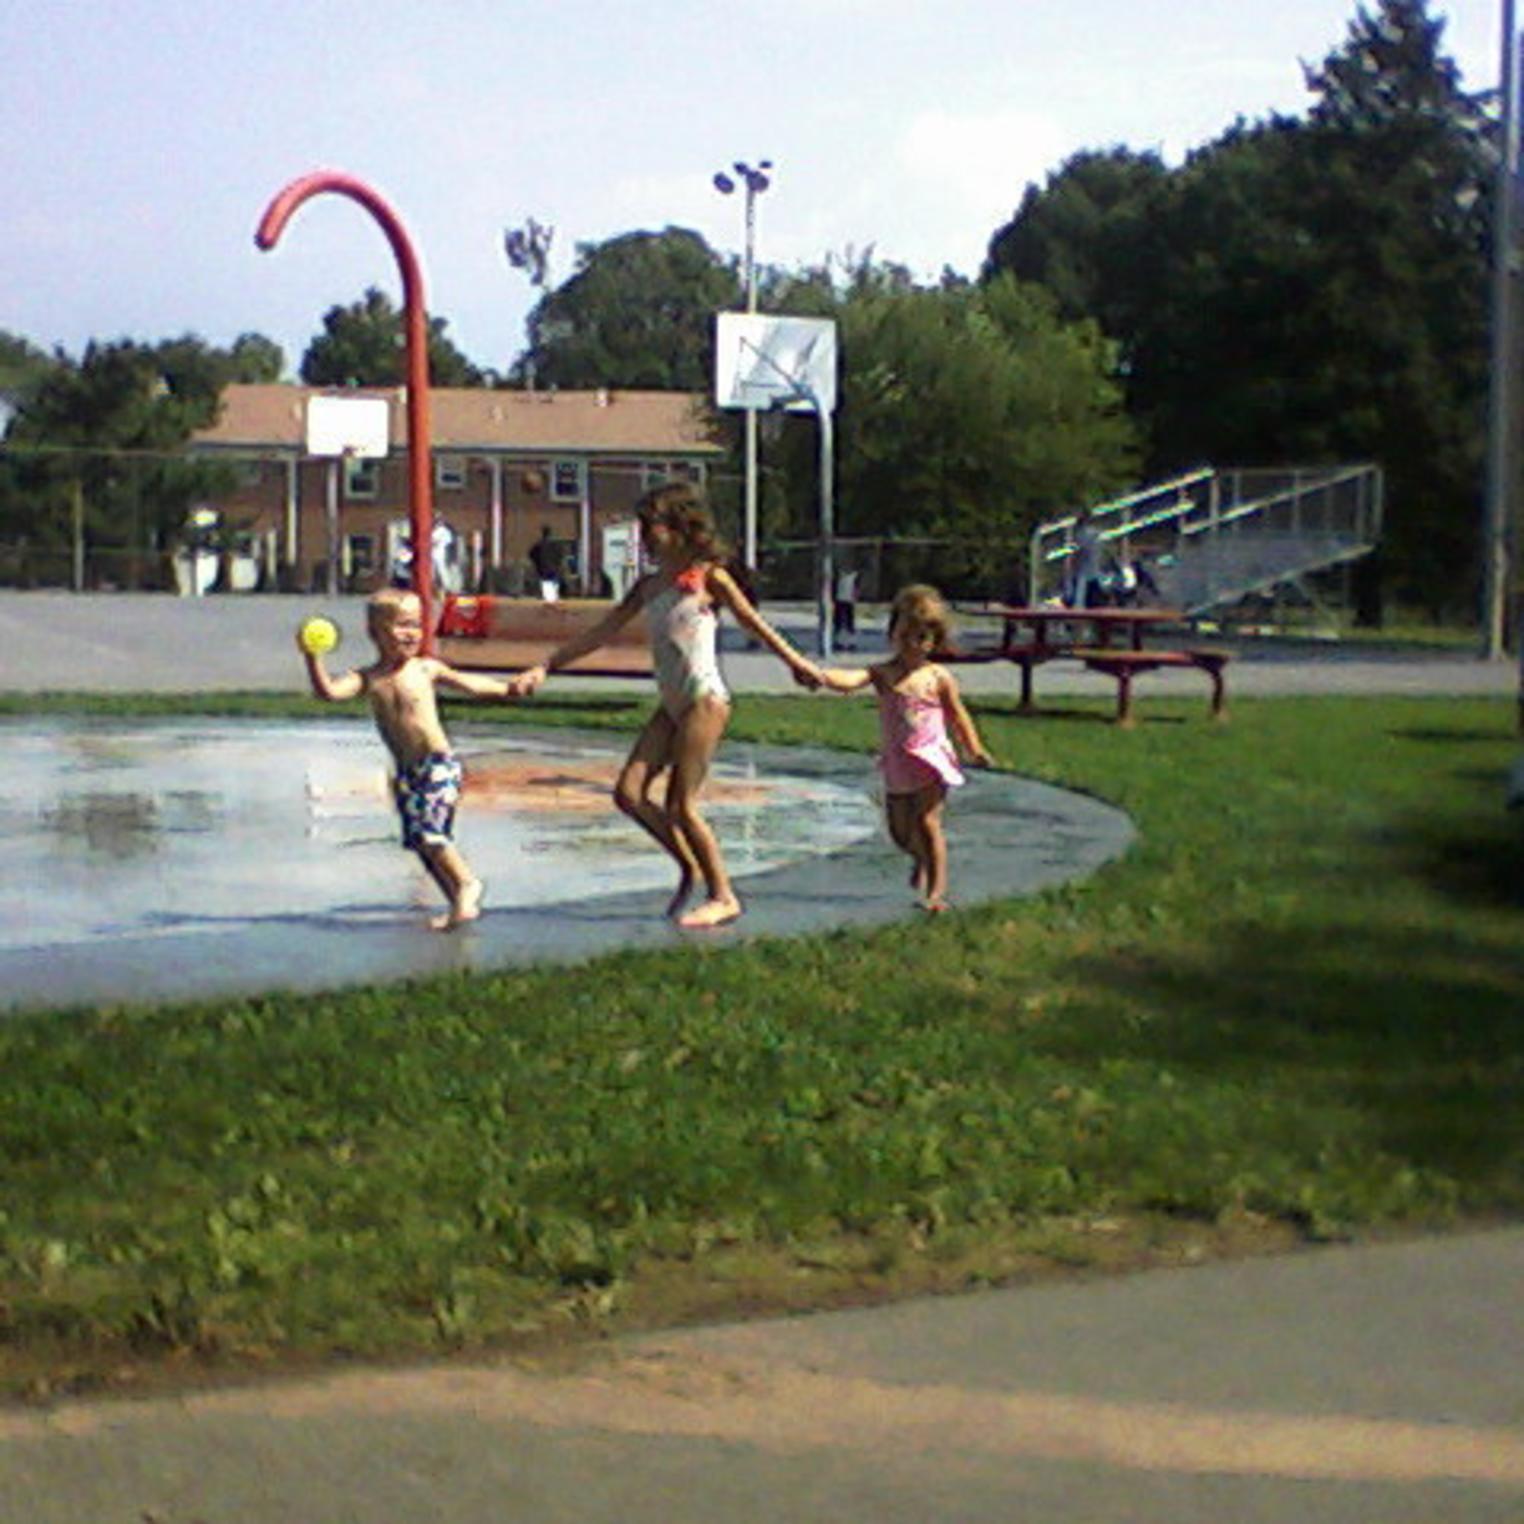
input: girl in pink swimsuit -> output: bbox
[512,483,822,929]
[818,585,994,912]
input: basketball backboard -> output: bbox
[715,313,837,415]
[305,394,390,458]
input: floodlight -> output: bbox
[713,172,735,194]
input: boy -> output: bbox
[299,588,517,930]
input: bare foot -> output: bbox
[432,878,484,932]
[666,871,696,919]
[677,894,742,930]
[920,897,948,914]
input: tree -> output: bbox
[983,147,1170,341]
[517,228,741,390]
[764,260,1137,586]
[979,0,1492,615]
[504,217,556,389]
[0,331,60,417]
[1306,0,1484,136]
[1,335,242,588]
[300,287,484,388]
[228,332,286,383]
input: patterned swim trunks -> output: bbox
[393,752,463,851]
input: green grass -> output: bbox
[1,690,1521,1398]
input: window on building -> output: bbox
[344,457,380,500]
[436,454,467,490]
[551,459,585,501]
[344,534,376,579]
[641,459,705,490]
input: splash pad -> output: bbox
[0,718,1135,1012]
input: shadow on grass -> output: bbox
[1040,916,1524,1198]
[1393,812,1523,911]
[963,702,1129,727]
[1388,727,1512,745]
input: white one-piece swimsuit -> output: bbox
[645,575,729,717]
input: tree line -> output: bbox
[0,0,1502,614]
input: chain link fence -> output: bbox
[758,536,1028,604]
[2,446,1032,605]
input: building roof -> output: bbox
[193,383,725,457]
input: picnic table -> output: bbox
[978,605,1231,727]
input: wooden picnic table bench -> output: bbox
[946,605,1231,726]
[436,594,653,677]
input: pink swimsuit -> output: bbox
[877,684,965,795]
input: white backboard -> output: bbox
[715,313,837,415]
[305,395,390,458]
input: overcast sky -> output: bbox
[1,0,1502,379]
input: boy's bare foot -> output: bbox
[666,871,696,919]
[677,894,742,930]
[432,878,484,932]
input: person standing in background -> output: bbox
[833,565,860,648]
[529,525,562,602]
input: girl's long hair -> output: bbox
[636,481,726,564]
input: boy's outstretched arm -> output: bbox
[299,637,363,703]
[432,662,518,701]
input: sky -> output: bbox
[1,0,1504,380]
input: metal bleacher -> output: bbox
[1029,464,1384,617]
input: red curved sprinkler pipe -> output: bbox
[255,171,437,649]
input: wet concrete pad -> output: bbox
[1,718,1135,1011]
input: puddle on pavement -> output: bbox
[1,719,877,953]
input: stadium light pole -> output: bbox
[1484,0,1519,662]
[713,160,772,572]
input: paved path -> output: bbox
[1,590,1518,699]
[4,1228,1522,1522]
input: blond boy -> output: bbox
[300,588,516,930]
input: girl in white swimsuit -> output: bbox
[645,569,730,718]
[513,483,823,929]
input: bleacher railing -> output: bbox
[1027,464,1384,612]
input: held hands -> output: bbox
[507,664,547,698]
[508,667,544,699]
[791,660,825,691]
[967,745,996,770]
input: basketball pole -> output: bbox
[257,171,438,651]
[1484,0,1519,663]
[743,186,760,575]
[816,395,835,661]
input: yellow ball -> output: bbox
[299,616,339,657]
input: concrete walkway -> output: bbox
[4,1228,1522,1522]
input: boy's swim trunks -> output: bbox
[393,752,462,850]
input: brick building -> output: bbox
[190,383,725,593]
